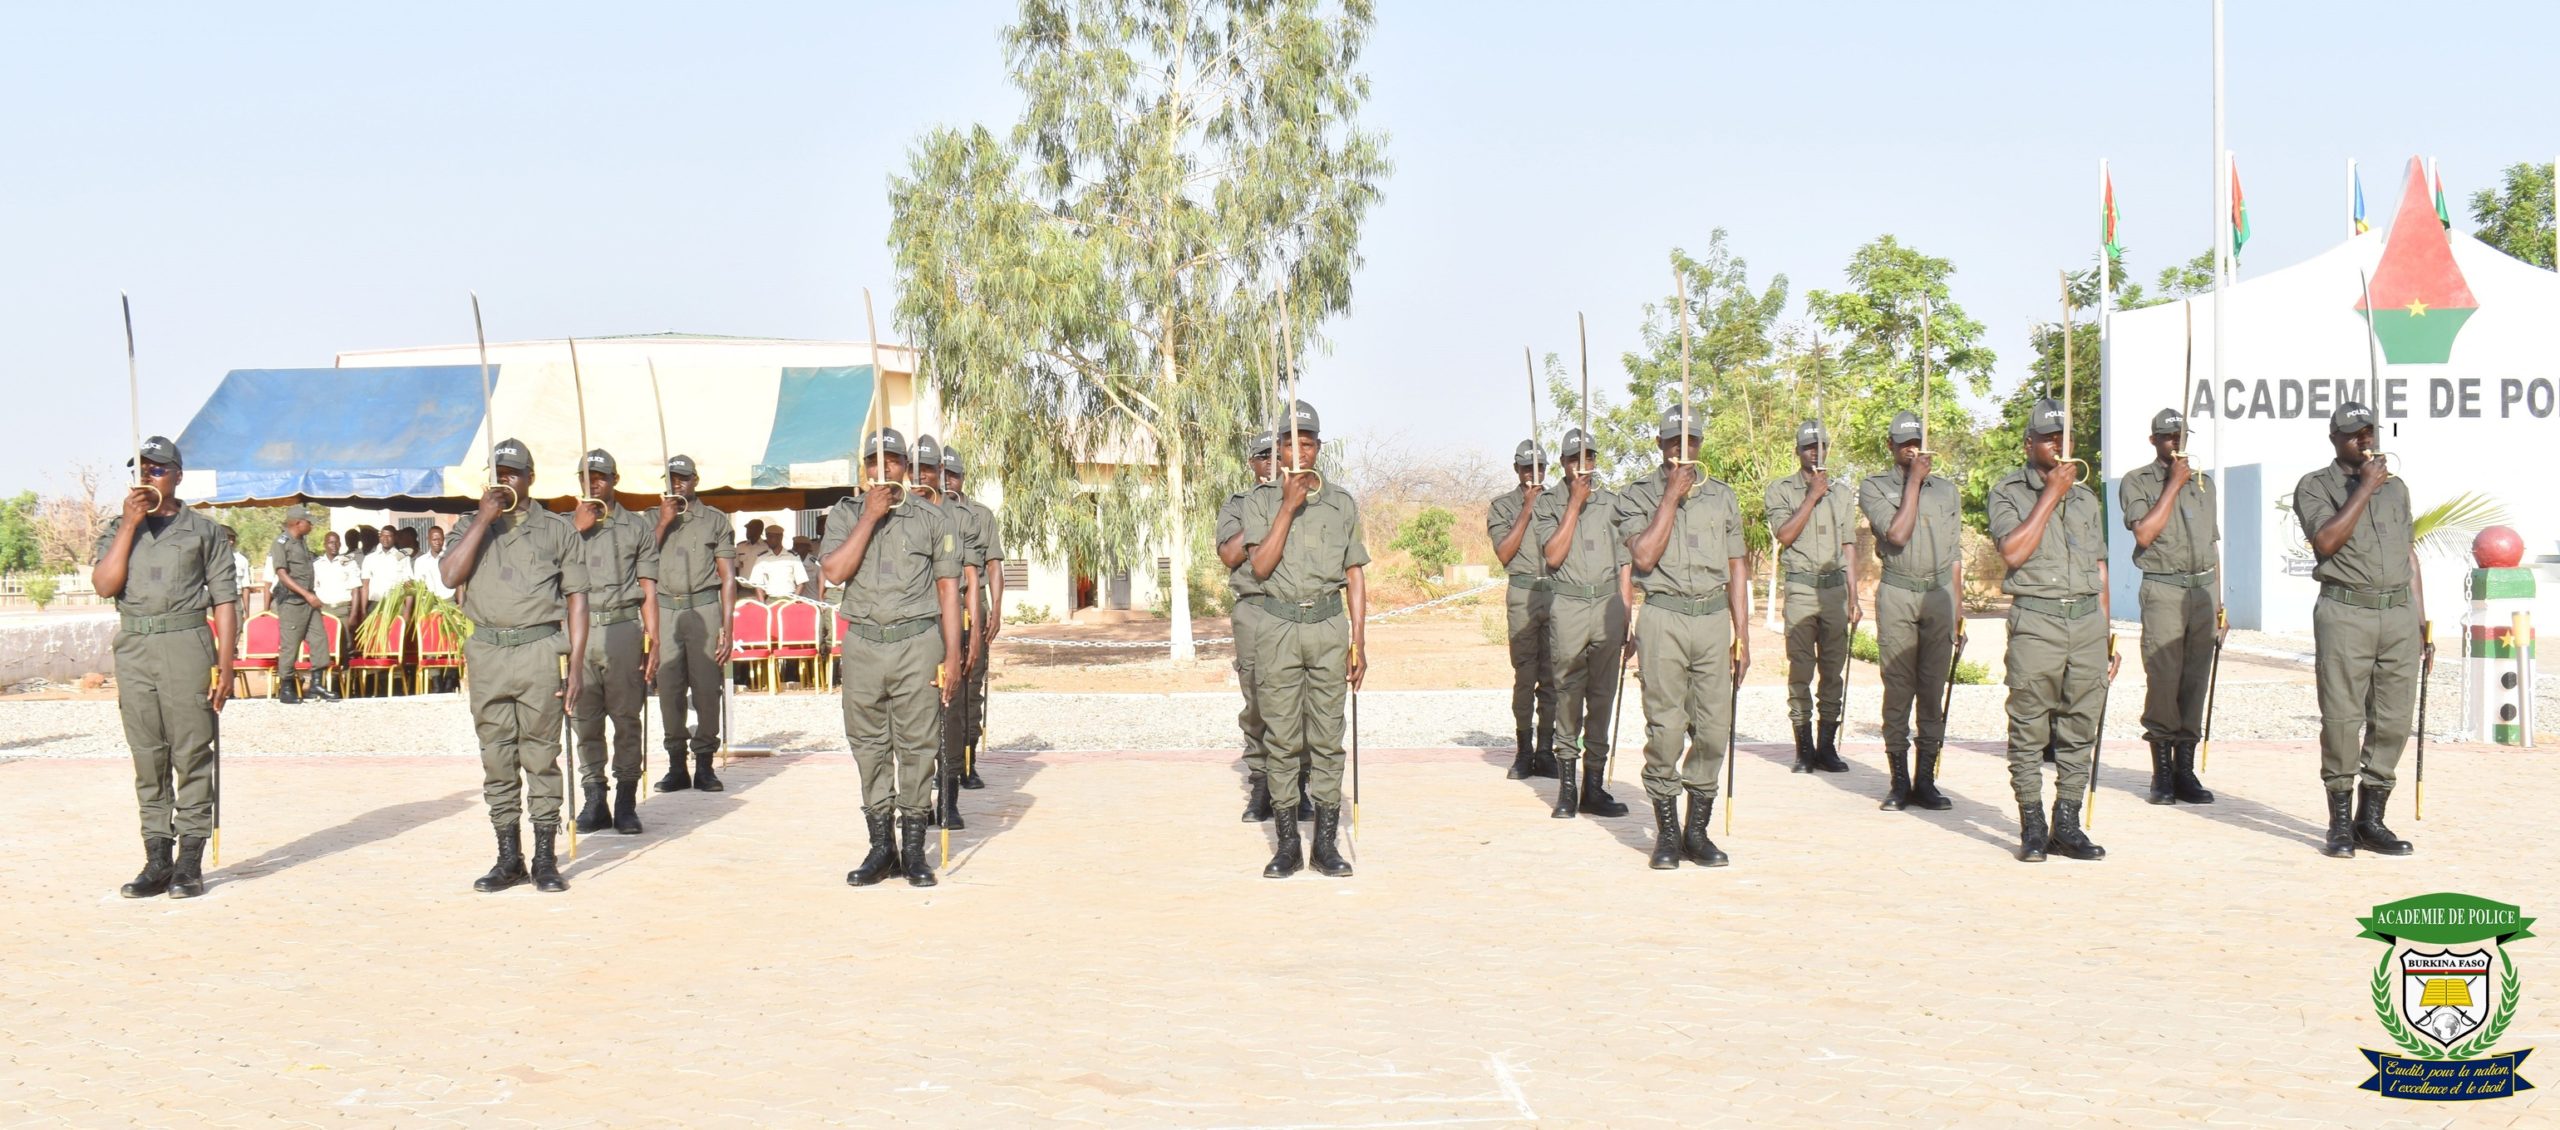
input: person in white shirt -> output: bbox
[358,527,412,623]
[418,525,455,599]
[792,536,822,601]
[747,538,807,599]
[314,531,359,622]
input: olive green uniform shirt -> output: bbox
[2118,462,2219,575]
[820,498,962,623]
[266,533,317,604]
[1238,487,1371,602]
[578,500,662,613]
[1487,487,1548,581]
[1529,487,1629,590]
[450,508,591,629]
[656,498,736,596]
[1217,486,1270,600]
[1857,469,1964,583]
[99,509,239,617]
[2292,462,2414,590]
[1764,472,1856,575]
[1986,467,2104,598]
[1611,468,1744,598]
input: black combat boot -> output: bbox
[847,809,896,886]
[1813,720,1848,772]
[2172,742,2215,804]
[1549,757,1580,818]
[1530,714,1559,778]
[1907,744,1954,811]
[1310,806,1354,877]
[692,752,724,792]
[574,780,612,833]
[960,759,987,790]
[1647,794,1683,870]
[1879,748,1911,811]
[169,835,207,898]
[613,780,643,835]
[529,826,568,892]
[309,670,341,702]
[1506,730,1535,779]
[1790,722,1816,773]
[2015,801,2049,862]
[2353,784,2413,855]
[473,825,527,892]
[1263,805,1303,878]
[2321,789,2357,858]
[936,762,966,831]
[2145,740,2177,804]
[276,673,302,705]
[1681,788,1729,867]
[654,750,692,793]
[1578,754,1629,817]
[2047,798,2105,861]
[1240,772,1273,822]
[120,838,175,898]
[900,813,938,887]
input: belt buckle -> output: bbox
[1295,599,1317,609]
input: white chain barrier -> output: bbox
[998,578,1504,651]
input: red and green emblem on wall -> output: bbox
[2356,158,2480,364]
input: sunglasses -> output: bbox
[142,464,175,479]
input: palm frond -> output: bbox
[2412,491,2510,561]
[355,578,475,652]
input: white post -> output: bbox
[2209,0,2228,589]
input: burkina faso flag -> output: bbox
[2355,157,2478,364]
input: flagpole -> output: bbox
[2209,0,2228,577]
[2097,157,2111,478]
[2347,158,2357,240]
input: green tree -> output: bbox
[2153,247,2216,302]
[2468,161,2555,268]
[1803,235,1998,522]
[0,491,39,575]
[891,0,1390,661]
[1387,505,1457,582]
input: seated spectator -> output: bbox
[315,531,359,624]
[748,534,807,599]
[419,525,455,599]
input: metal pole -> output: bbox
[120,295,159,509]
[470,293,509,510]
[2086,634,2119,825]
[2210,0,2229,565]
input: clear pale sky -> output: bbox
[5,1,2550,494]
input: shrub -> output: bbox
[1849,627,1879,662]
[24,575,57,610]
[1009,603,1056,625]
[1388,506,1460,584]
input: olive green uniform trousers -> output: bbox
[1875,580,1958,757]
[654,599,722,756]
[1250,611,1350,809]
[1505,584,1556,750]
[466,632,568,828]
[1231,598,1271,777]
[839,627,942,816]
[2001,605,2108,806]
[277,599,334,672]
[2312,595,2421,791]
[118,624,219,840]
[1546,593,1626,760]
[1781,579,1849,725]
[574,616,647,785]
[2136,579,2218,744]
[1636,603,1734,800]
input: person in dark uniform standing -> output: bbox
[93,436,237,899]
[1857,411,1963,812]
[2120,408,2221,806]
[1764,420,1857,774]
[942,447,1004,791]
[1217,428,1285,821]
[569,450,660,836]
[267,505,341,704]
[2293,402,2426,858]
[1239,402,1369,878]
[650,455,736,793]
[1985,400,2116,863]
[1614,406,1750,870]
[820,429,964,888]
[442,439,589,892]
[1487,440,1557,779]
[1531,426,1631,819]
[908,434,972,832]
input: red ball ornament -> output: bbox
[2472,525,2525,569]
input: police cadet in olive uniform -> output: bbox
[442,439,590,893]
[821,428,966,888]
[1765,420,1858,775]
[1488,439,1558,780]
[1530,426,1631,819]
[1614,405,1751,870]
[942,447,1004,791]
[2293,402,2427,859]
[1239,401,1370,879]
[908,434,972,831]
[1859,410,1964,812]
[267,505,342,704]
[651,455,737,792]
[94,436,238,899]
[1217,427,1287,822]
[1985,399,2117,863]
[2119,408,2221,807]
[569,450,661,837]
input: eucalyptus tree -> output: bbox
[891,0,1388,660]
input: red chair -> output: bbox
[730,599,774,691]
[417,616,464,694]
[236,611,280,697]
[293,613,344,670]
[347,615,409,697]
[768,600,823,691]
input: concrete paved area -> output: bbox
[5,733,2552,1127]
